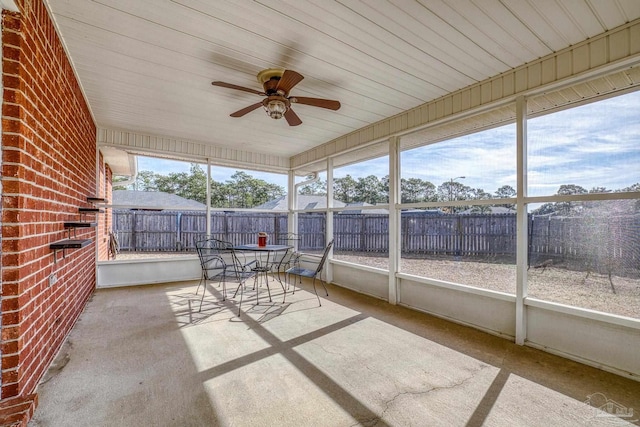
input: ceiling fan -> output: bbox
[212,68,341,126]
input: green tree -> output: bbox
[154,165,208,204]
[298,178,327,195]
[555,184,588,216]
[224,171,285,208]
[210,180,229,207]
[133,170,158,191]
[181,164,207,203]
[471,188,491,200]
[494,184,516,208]
[495,185,516,198]
[531,184,589,216]
[438,180,472,212]
[467,188,492,213]
[401,178,436,203]
[334,175,358,203]
[124,166,285,208]
[355,175,386,204]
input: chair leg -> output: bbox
[198,281,207,312]
[287,272,297,295]
[311,277,321,306]
[278,276,286,303]
[196,273,204,295]
[265,273,272,302]
[319,277,329,296]
[236,281,244,317]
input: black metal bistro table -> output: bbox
[233,244,292,304]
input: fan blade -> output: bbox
[284,108,302,126]
[276,70,304,94]
[230,102,263,117]
[290,97,341,110]
[212,81,265,96]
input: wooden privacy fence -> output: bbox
[113,210,640,274]
[113,211,288,251]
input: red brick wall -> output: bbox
[1,0,97,424]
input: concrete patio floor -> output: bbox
[29,278,640,426]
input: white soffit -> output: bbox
[100,146,137,177]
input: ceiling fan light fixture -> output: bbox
[265,99,287,119]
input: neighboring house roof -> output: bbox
[460,206,516,215]
[255,195,391,213]
[255,195,347,211]
[112,190,206,210]
[342,202,389,214]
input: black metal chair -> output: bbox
[195,238,233,296]
[196,238,257,315]
[285,239,334,306]
[274,233,301,284]
[228,248,261,316]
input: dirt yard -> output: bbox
[335,253,640,320]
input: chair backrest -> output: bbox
[195,238,232,252]
[195,238,233,279]
[278,232,301,253]
[314,239,335,275]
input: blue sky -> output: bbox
[137,90,639,197]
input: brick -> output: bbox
[2,311,20,326]
[1,354,20,371]
[3,44,22,61]
[1,382,19,398]
[2,369,18,384]
[2,29,22,47]
[1,297,19,312]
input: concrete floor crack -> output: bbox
[369,369,481,426]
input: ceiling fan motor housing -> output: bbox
[257,68,285,95]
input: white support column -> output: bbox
[288,170,297,249]
[326,158,334,283]
[388,136,400,304]
[95,146,101,197]
[515,96,528,345]
[94,146,101,267]
[206,160,211,238]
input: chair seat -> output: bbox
[284,239,334,307]
[285,266,316,278]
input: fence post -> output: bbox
[223,211,229,242]
[176,212,182,251]
[361,214,366,252]
[132,211,137,251]
[456,215,463,257]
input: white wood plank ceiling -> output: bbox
[45,0,640,162]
